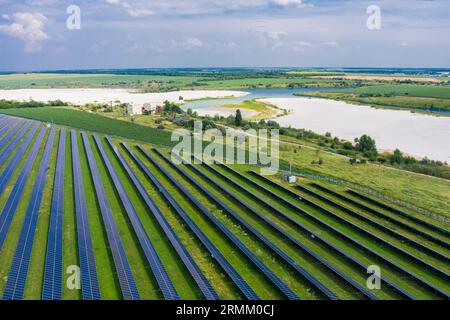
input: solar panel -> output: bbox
[209,162,425,299]
[102,136,218,300]
[42,128,66,300]
[122,143,259,301]
[347,189,450,238]
[0,126,47,254]
[295,184,449,262]
[71,130,101,300]
[0,120,34,171]
[2,128,55,300]
[309,183,449,249]
[81,132,140,300]
[220,164,450,298]
[92,135,179,300]
[142,147,299,300]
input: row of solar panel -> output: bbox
[309,182,450,250]
[141,147,300,300]
[220,164,450,299]
[294,183,449,261]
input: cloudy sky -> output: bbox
[0,0,449,71]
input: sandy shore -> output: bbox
[0,88,249,107]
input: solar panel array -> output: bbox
[227,165,450,298]
[71,130,101,300]
[92,136,178,300]
[102,136,217,300]
[0,121,35,174]
[121,143,259,300]
[142,147,300,301]
[295,184,449,261]
[81,132,140,300]
[310,183,449,249]
[42,128,66,300]
[3,128,55,300]
[213,163,422,300]
[0,126,47,253]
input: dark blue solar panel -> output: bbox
[219,164,449,299]
[42,128,66,300]
[122,143,259,301]
[0,126,47,256]
[2,128,55,300]
[295,184,449,264]
[208,162,421,299]
[309,183,450,250]
[92,136,178,300]
[81,132,140,301]
[70,130,101,300]
[0,120,32,168]
[102,136,216,300]
[142,147,299,300]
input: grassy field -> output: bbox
[0,108,174,147]
[0,73,351,90]
[221,99,285,120]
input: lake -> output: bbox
[182,88,450,162]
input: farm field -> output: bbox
[0,73,351,91]
[0,114,448,300]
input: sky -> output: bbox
[0,0,449,71]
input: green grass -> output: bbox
[337,84,450,99]
[0,108,174,147]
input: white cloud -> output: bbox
[269,0,303,8]
[171,37,205,50]
[104,0,154,17]
[0,12,49,52]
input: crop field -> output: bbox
[0,73,346,90]
[0,114,448,300]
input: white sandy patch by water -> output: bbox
[0,88,249,107]
[262,97,450,162]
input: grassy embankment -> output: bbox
[295,84,450,114]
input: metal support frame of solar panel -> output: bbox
[102,136,217,300]
[140,147,299,301]
[0,120,32,167]
[294,183,450,261]
[2,128,55,300]
[219,163,450,299]
[0,121,38,196]
[347,189,450,238]
[121,143,258,300]
[166,152,379,300]
[0,126,47,256]
[70,130,101,300]
[81,132,140,300]
[309,182,450,249]
[42,128,66,300]
[198,160,417,300]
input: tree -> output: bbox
[391,148,404,165]
[355,134,377,158]
[235,109,243,126]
